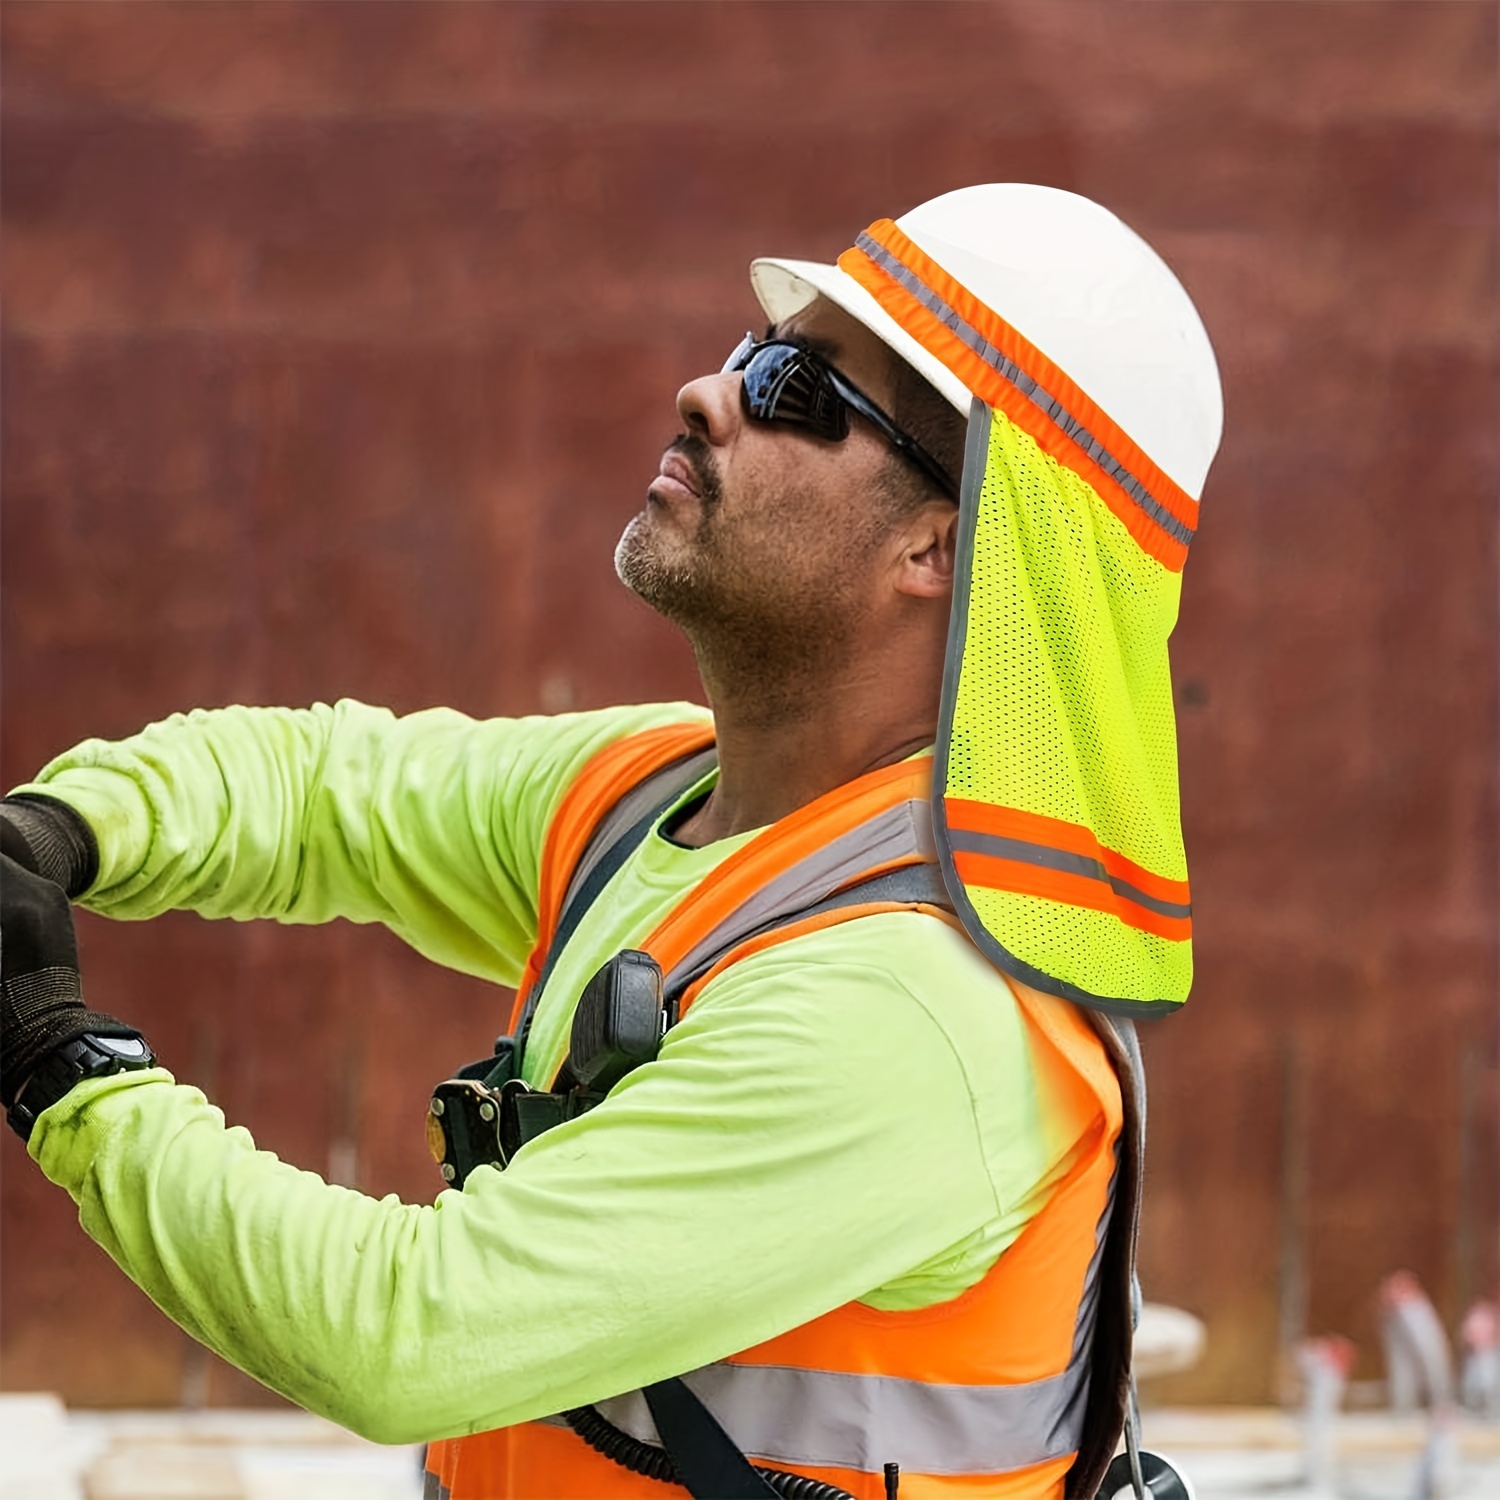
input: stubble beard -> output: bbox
[615,441,881,726]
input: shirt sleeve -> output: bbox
[28,915,1075,1447]
[10,700,708,986]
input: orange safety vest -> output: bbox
[426,724,1143,1500]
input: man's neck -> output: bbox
[671,654,939,847]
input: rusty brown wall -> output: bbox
[3,1,1496,1407]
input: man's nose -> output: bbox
[676,371,741,445]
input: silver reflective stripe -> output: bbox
[560,746,719,914]
[422,1470,449,1500]
[945,829,1192,921]
[853,233,1194,550]
[593,1357,1090,1475]
[663,797,936,990]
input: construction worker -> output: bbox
[0,184,1221,1500]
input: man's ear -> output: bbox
[893,505,959,599]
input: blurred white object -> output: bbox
[1460,1301,1500,1418]
[1409,1407,1459,1500]
[1297,1335,1355,1492]
[1379,1272,1458,1499]
[1135,1302,1207,1379]
[0,1393,83,1500]
[1381,1270,1455,1412]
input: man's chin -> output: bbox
[614,513,702,619]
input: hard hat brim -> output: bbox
[749,257,972,418]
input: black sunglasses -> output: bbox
[722,333,958,500]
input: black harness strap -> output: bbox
[516,746,718,1061]
[643,1380,780,1500]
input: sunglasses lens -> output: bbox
[722,336,956,498]
[721,332,756,376]
[737,344,848,441]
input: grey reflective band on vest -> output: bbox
[592,1351,1091,1476]
[666,861,953,1003]
[945,829,1192,922]
[663,795,937,992]
[561,745,719,914]
[852,233,1195,550]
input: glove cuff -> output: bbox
[0,795,100,898]
[7,1021,155,1141]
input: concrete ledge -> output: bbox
[0,1400,423,1500]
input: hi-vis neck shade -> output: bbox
[826,194,1220,1014]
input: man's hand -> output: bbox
[0,794,99,897]
[1,853,146,1136]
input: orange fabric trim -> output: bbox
[952,850,1190,942]
[427,977,1118,1499]
[838,219,1196,573]
[448,757,1119,1497]
[682,926,1117,1384]
[429,1423,1075,1498]
[639,758,932,976]
[675,900,963,1015]
[944,798,1190,905]
[507,721,717,1033]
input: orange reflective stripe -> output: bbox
[943,798,1191,943]
[838,218,1197,572]
[945,800,1189,904]
[429,1426,1076,1499]
[676,900,963,1014]
[506,721,716,1033]
[642,758,931,974]
[951,850,1189,944]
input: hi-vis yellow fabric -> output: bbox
[841,218,1194,1013]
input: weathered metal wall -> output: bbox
[3,1,1496,1407]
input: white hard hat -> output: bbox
[750,184,1223,500]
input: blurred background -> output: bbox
[2,0,1496,1426]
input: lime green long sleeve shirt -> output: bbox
[16,700,1092,1445]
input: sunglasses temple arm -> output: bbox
[838,383,959,500]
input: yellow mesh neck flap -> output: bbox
[934,403,1192,1015]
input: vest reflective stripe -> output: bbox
[838,220,1197,573]
[636,757,934,985]
[427,727,1128,1500]
[590,1358,1088,1475]
[583,1144,1117,1479]
[560,745,720,916]
[506,722,717,1036]
[658,789,934,993]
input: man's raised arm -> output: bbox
[4,699,708,986]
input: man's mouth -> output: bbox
[651,449,704,504]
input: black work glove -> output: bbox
[1,853,139,1119]
[1,794,99,898]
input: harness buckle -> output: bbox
[428,951,671,1189]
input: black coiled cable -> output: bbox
[563,1404,858,1500]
